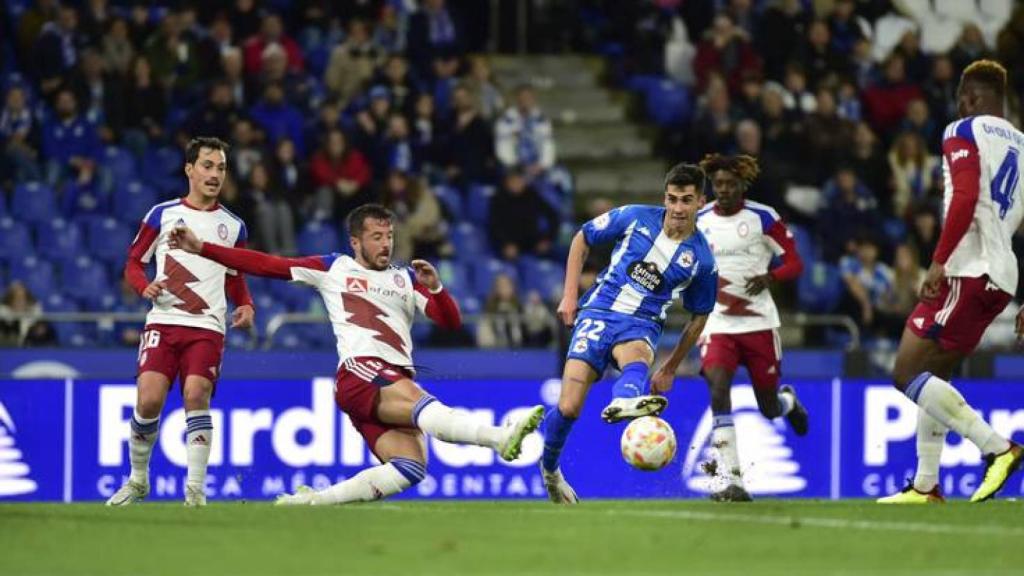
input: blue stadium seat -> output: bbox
[432,185,464,221]
[87,217,135,265]
[518,256,565,301]
[449,222,486,261]
[270,280,315,312]
[225,330,254,350]
[466,184,494,225]
[471,258,519,299]
[12,181,56,224]
[625,74,661,96]
[459,295,482,316]
[269,323,309,349]
[36,218,83,264]
[61,255,111,309]
[434,260,470,297]
[645,80,692,127]
[142,145,183,178]
[113,181,158,225]
[102,146,138,184]
[306,321,337,350]
[798,262,842,313]
[0,218,32,262]
[253,294,287,337]
[297,221,340,255]
[9,255,55,298]
[788,224,817,263]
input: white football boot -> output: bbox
[497,405,545,462]
[600,395,668,423]
[183,484,207,507]
[105,479,149,506]
[274,485,316,506]
[541,465,579,504]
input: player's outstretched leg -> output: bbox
[707,414,751,502]
[601,361,667,424]
[105,410,158,506]
[878,410,948,504]
[413,395,544,462]
[276,458,426,506]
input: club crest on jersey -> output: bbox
[737,221,749,237]
[393,273,406,288]
[345,278,368,293]
[217,223,228,240]
[592,212,611,230]
[677,250,695,268]
[627,260,664,291]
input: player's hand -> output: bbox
[651,366,675,394]
[556,296,577,326]
[410,259,441,291]
[142,280,166,301]
[744,273,772,296]
[920,262,945,300]
[167,226,204,254]
[231,305,255,329]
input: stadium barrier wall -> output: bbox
[2,376,1021,502]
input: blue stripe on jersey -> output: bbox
[579,205,718,321]
[744,201,779,233]
[954,116,976,145]
[218,205,248,243]
[322,252,341,270]
[697,204,715,218]
[143,199,181,228]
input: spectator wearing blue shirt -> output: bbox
[407,0,462,77]
[495,84,555,182]
[42,88,99,186]
[249,82,306,157]
[0,85,41,183]
[839,235,894,331]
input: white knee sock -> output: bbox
[913,409,947,492]
[712,415,744,487]
[129,411,159,485]
[185,410,213,492]
[908,373,1010,456]
[313,458,425,505]
[412,395,505,449]
[777,390,795,416]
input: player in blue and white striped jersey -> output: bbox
[540,163,718,503]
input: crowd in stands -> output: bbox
[585,0,1023,348]
[0,0,566,349]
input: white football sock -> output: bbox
[913,409,947,492]
[185,410,213,492]
[129,411,159,485]
[712,415,744,487]
[312,459,424,505]
[777,390,795,416]
[911,374,1010,456]
[412,395,505,449]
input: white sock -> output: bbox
[777,390,795,416]
[910,374,1010,456]
[412,395,505,449]
[712,415,744,487]
[913,409,947,492]
[313,458,424,505]
[185,410,213,492]
[129,411,159,485]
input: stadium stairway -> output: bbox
[490,55,666,207]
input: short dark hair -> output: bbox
[961,59,1007,99]
[185,137,230,165]
[347,203,394,237]
[664,162,705,192]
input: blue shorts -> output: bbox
[565,309,662,375]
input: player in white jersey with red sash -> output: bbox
[106,137,255,507]
[879,61,1024,504]
[695,154,807,502]
[169,204,544,505]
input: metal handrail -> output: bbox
[787,313,861,351]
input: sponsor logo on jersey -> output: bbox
[345,278,368,293]
[0,401,38,497]
[592,212,611,230]
[682,386,806,495]
[627,261,664,291]
[677,250,695,268]
[912,317,925,329]
[217,223,229,240]
[949,148,970,163]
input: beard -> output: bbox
[361,245,389,270]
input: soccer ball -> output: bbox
[620,416,677,471]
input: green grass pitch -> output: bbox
[2,500,1021,575]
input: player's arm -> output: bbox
[924,131,982,297]
[224,235,256,329]
[652,258,719,394]
[410,260,461,330]
[557,230,590,326]
[168,227,328,280]
[124,213,165,301]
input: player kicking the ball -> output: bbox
[541,163,718,504]
[107,137,255,507]
[878,60,1024,504]
[170,204,544,505]
[694,154,807,502]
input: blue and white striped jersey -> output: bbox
[579,204,718,322]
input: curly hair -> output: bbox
[699,154,760,186]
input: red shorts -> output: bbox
[699,329,781,391]
[137,324,225,389]
[906,275,1013,354]
[335,356,415,449]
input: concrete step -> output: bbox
[556,123,651,160]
